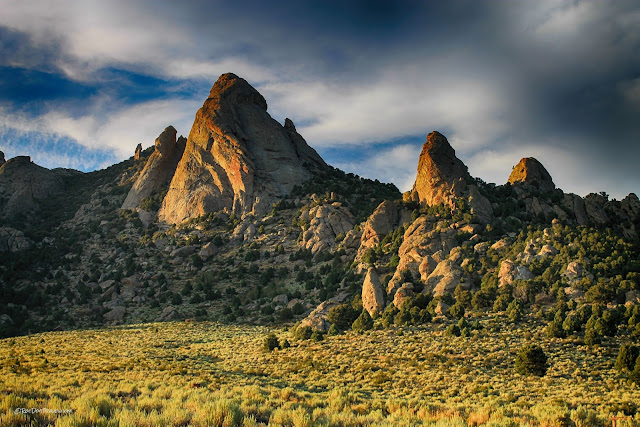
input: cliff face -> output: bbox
[121,126,186,210]
[159,73,325,224]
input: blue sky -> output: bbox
[1,0,639,198]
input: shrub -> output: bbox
[263,333,279,352]
[507,300,523,322]
[311,329,325,342]
[446,324,461,337]
[352,310,373,332]
[616,343,640,372]
[515,344,548,376]
[294,325,313,341]
[327,303,360,330]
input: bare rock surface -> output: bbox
[498,259,534,287]
[0,156,65,219]
[122,126,186,210]
[362,268,385,316]
[159,73,325,224]
[0,227,33,252]
[508,157,555,193]
[300,203,354,254]
[410,131,469,208]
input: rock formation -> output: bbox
[508,157,555,193]
[362,268,385,316]
[122,126,186,210]
[0,156,64,219]
[409,131,492,223]
[299,202,354,254]
[134,143,143,160]
[410,131,469,207]
[0,227,33,252]
[0,151,4,165]
[159,73,326,224]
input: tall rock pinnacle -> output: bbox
[508,157,555,193]
[410,131,470,207]
[122,126,186,210]
[159,73,325,224]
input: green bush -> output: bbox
[327,303,360,330]
[263,333,280,352]
[616,343,640,372]
[515,344,548,376]
[352,310,373,332]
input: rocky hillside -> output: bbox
[0,73,639,343]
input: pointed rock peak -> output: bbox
[207,73,267,111]
[134,144,143,160]
[508,157,555,193]
[284,118,296,131]
[155,126,177,153]
[411,131,470,207]
[158,73,326,224]
[0,151,4,165]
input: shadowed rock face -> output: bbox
[159,73,325,224]
[0,156,64,219]
[508,157,555,193]
[0,151,5,165]
[122,126,186,210]
[410,131,470,207]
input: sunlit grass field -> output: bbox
[1,314,639,426]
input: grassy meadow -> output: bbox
[1,315,639,426]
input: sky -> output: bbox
[0,0,639,199]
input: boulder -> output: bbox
[425,259,468,296]
[299,291,350,332]
[0,227,33,252]
[157,305,179,322]
[467,185,493,224]
[564,261,593,283]
[621,193,640,222]
[159,73,326,223]
[170,245,198,258]
[104,306,126,323]
[362,268,385,316]
[393,283,414,308]
[199,242,217,259]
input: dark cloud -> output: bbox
[0,0,638,197]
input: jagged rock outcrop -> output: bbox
[508,157,555,193]
[386,217,458,295]
[0,151,4,165]
[122,126,186,210]
[0,227,33,252]
[584,193,609,225]
[498,260,534,287]
[562,193,588,225]
[362,268,385,316]
[622,193,640,221]
[425,259,469,296]
[410,131,470,207]
[0,156,65,219]
[359,200,398,250]
[134,143,143,160]
[299,203,354,254]
[159,73,326,224]
[564,261,594,284]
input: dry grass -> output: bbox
[0,314,639,426]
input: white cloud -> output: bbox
[0,96,202,160]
